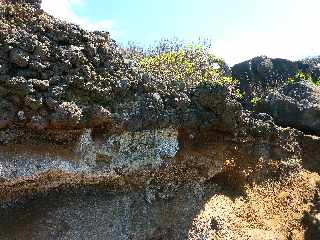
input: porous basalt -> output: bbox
[1,1,320,239]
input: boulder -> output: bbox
[232,56,320,134]
[259,81,320,134]
[9,49,30,68]
[49,102,82,129]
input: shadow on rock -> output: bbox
[303,190,320,240]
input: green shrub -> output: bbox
[235,89,245,100]
[250,97,261,106]
[288,71,320,86]
[139,47,229,85]
[124,38,236,87]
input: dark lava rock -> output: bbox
[0,0,135,130]
[232,56,299,108]
[9,48,30,68]
[0,0,238,132]
[259,81,320,134]
[27,115,48,130]
[232,56,320,134]
[49,102,82,129]
[3,0,42,9]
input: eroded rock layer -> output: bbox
[1,1,320,239]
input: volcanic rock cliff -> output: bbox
[0,1,320,239]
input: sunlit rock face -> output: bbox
[0,127,180,180]
[0,147,90,180]
[98,128,179,171]
[1,1,320,239]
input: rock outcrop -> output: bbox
[232,56,320,135]
[0,1,320,239]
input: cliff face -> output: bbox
[0,1,320,239]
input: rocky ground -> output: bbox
[0,0,320,239]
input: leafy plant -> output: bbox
[250,97,261,106]
[125,38,232,87]
[235,89,245,100]
[288,71,320,86]
[139,48,224,85]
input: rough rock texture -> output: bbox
[302,183,320,240]
[1,1,320,240]
[232,56,320,135]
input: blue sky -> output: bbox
[42,0,320,65]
